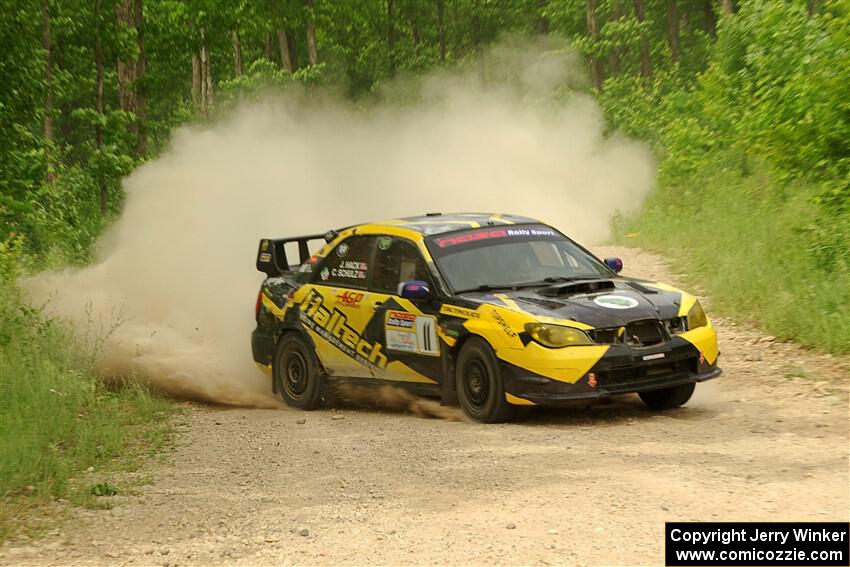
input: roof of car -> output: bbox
[367,213,542,237]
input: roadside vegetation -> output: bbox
[0,244,174,541]
[0,0,847,538]
[603,2,849,353]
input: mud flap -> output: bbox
[440,348,458,406]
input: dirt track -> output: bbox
[4,246,849,566]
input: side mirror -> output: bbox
[398,280,431,299]
[604,257,623,274]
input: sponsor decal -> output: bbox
[336,243,350,257]
[439,304,480,319]
[331,260,368,280]
[593,294,639,309]
[261,240,270,252]
[490,308,517,338]
[377,236,392,251]
[384,310,439,355]
[435,227,557,248]
[320,267,330,280]
[337,291,364,308]
[386,329,417,353]
[437,229,508,248]
[386,310,415,329]
[642,352,666,361]
[259,252,271,263]
[300,289,387,370]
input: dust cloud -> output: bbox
[23,42,654,407]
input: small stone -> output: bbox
[296,418,306,425]
[547,529,559,535]
[85,467,95,473]
[331,415,344,421]
[506,523,516,530]
[23,485,35,495]
[298,527,310,537]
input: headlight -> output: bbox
[687,301,708,330]
[525,323,592,347]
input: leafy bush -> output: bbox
[0,252,174,540]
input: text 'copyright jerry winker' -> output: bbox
[665,522,849,566]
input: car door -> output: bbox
[364,235,443,386]
[301,235,387,378]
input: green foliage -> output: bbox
[616,158,850,353]
[602,0,850,353]
[0,273,174,540]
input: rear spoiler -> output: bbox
[256,232,335,277]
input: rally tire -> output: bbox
[274,333,323,410]
[638,382,695,410]
[455,338,515,423]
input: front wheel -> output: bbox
[638,382,695,410]
[455,338,515,423]
[274,333,323,410]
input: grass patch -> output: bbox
[615,160,850,354]
[0,273,176,542]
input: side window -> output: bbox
[372,236,432,294]
[318,236,374,288]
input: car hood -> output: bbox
[458,278,685,328]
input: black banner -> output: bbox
[666,522,849,566]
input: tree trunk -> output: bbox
[135,0,146,156]
[807,0,819,16]
[277,29,297,72]
[232,28,244,77]
[633,0,652,81]
[95,0,107,216]
[265,31,275,62]
[609,0,624,75]
[586,0,604,90]
[387,0,396,77]
[305,0,318,65]
[115,0,136,114]
[191,53,202,111]
[200,27,213,115]
[702,0,717,35]
[667,1,679,65]
[536,0,549,34]
[436,0,446,64]
[42,0,56,184]
[721,0,733,16]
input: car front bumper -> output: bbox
[501,336,721,405]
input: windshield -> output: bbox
[426,224,613,293]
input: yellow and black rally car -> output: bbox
[252,213,720,422]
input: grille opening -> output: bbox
[625,320,666,347]
[599,356,696,387]
[590,318,683,345]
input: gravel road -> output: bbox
[4,246,848,566]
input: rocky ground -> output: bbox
[3,246,848,566]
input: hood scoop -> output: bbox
[625,280,659,294]
[538,279,615,297]
[516,296,566,311]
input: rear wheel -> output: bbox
[274,333,323,410]
[456,338,515,423]
[638,382,695,410]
